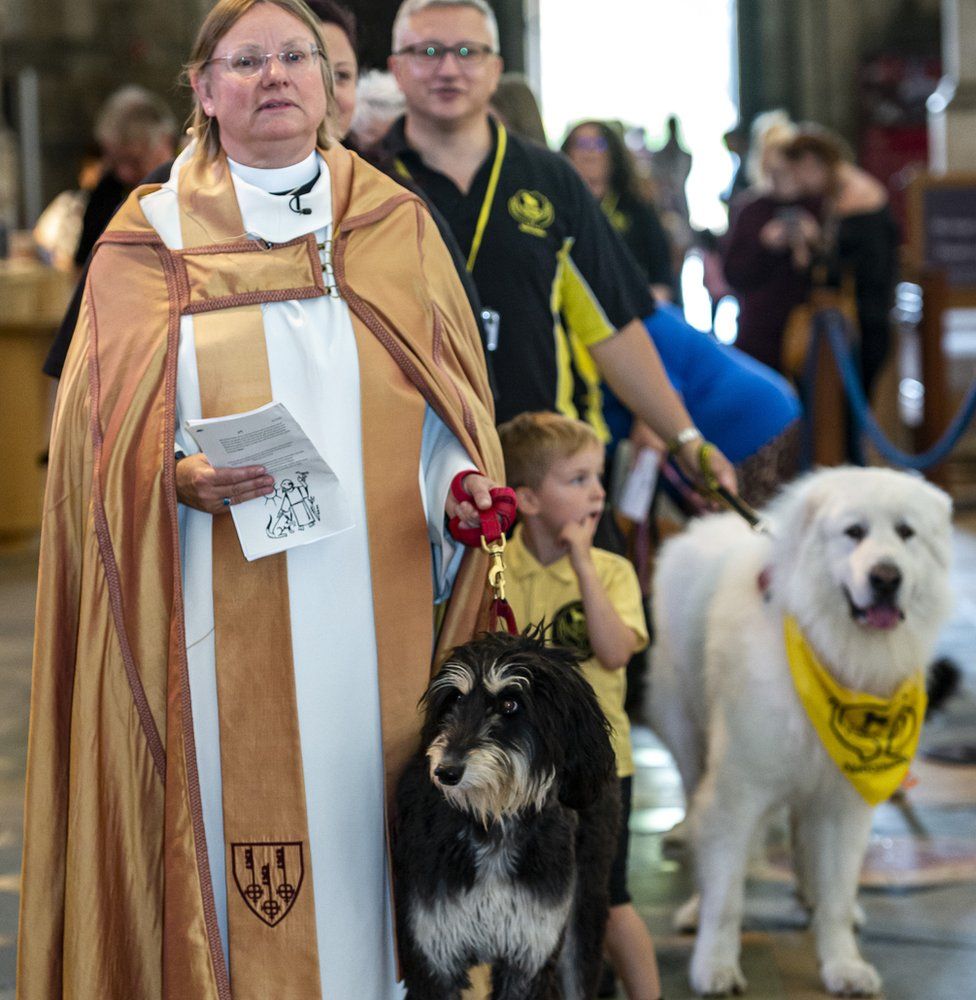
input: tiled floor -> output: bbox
[2,517,976,999]
[0,543,35,1000]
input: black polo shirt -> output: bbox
[385,117,654,434]
[601,189,674,292]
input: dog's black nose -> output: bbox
[434,764,464,786]
[869,563,902,598]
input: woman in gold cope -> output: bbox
[18,1,502,998]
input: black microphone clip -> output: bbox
[288,192,312,216]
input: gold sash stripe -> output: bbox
[180,155,322,998]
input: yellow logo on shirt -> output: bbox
[508,190,555,236]
[552,600,592,656]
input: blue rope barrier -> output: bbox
[814,308,976,470]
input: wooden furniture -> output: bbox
[906,173,976,491]
[0,261,72,542]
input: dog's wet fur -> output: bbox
[394,630,619,1000]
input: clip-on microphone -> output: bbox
[288,191,312,215]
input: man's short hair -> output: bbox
[392,0,499,53]
[498,412,602,490]
[94,86,177,152]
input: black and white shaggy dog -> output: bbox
[393,630,619,1000]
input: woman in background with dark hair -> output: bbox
[784,125,899,401]
[306,0,359,137]
[563,119,675,302]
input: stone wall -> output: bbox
[738,0,941,142]
[0,0,210,220]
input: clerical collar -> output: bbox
[226,151,333,246]
[228,150,319,193]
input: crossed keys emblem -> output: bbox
[232,842,305,927]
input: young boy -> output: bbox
[498,411,662,1000]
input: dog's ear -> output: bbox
[419,660,473,746]
[768,469,836,571]
[545,655,616,811]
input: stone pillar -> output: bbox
[928,0,976,172]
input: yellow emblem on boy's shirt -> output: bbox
[552,600,591,656]
[784,615,926,806]
[508,189,555,236]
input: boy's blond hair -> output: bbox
[499,412,602,490]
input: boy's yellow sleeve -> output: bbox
[601,554,649,653]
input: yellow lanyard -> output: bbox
[600,190,628,233]
[394,122,508,273]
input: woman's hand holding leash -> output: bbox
[446,471,519,635]
[444,473,496,530]
[175,452,275,515]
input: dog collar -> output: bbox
[783,615,926,805]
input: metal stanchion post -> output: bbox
[811,296,848,467]
[919,269,951,488]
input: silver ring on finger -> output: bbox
[222,497,232,507]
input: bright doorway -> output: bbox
[535,0,739,233]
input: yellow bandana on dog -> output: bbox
[784,616,927,805]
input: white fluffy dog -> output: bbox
[649,467,953,997]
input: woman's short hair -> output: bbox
[349,70,405,143]
[782,125,848,170]
[95,86,177,152]
[186,0,337,161]
[392,0,500,52]
[745,108,795,187]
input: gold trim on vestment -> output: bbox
[179,152,323,997]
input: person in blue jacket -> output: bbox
[604,305,802,507]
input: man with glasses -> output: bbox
[387,0,735,498]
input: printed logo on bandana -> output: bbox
[508,190,555,237]
[783,615,927,805]
[829,700,920,773]
[265,471,320,539]
[552,600,592,657]
[232,842,305,927]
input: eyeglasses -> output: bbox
[205,44,322,78]
[393,42,496,73]
[569,135,609,152]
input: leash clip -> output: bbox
[481,534,508,602]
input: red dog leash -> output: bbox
[448,471,519,635]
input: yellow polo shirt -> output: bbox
[504,525,649,777]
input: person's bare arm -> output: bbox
[589,320,737,493]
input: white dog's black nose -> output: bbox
[434,764,464,786]
[869,563,902,598]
